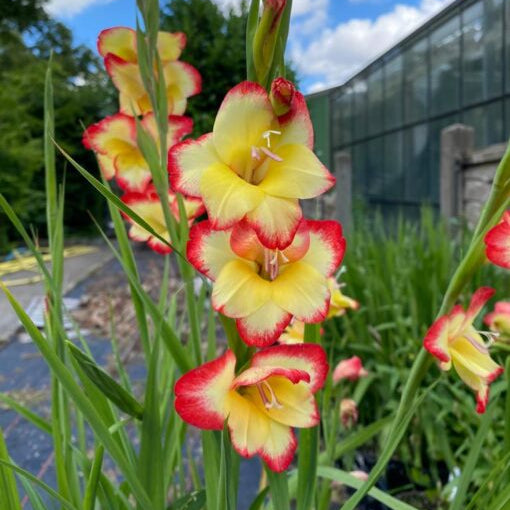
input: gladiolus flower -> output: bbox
[484,301,510,339]
[332,356,368,383]
[484,211,510,269]
[339,399,358,428]
[121,185,204,254]
[98,27,201,116]
[424,287,504,413]
[169,80,335,249]
[187,218,345,346]
[83,113,192,192]
[327,278,359,319]
[174,344,328,472]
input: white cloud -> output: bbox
[46,0,115,17]
[292,0,329,34]
[292,0,455,92]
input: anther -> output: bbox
[262,129,281,148]
[256,381,283,409]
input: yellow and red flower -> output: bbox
[83,113,192,192]
[484,211,510,269]
[174,344,328,472]
[121,185,204,254]
[169,80,335,250]
[187,218,345,346]
[327,278,359,319]
[424,287,503,413]
[98,27,201,116]
[484,301,510,339]
[332,356,368,383]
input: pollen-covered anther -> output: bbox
[256,381,283,409]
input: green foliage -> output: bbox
[0,0,115,253]
[323,209,510,503]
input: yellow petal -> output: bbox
[213,82,275,171]
[98,27,137,62]
[212,259,270,318]
[157,31,185,61]
[200,163,264,229]
[258,144,334,199]
[272,261,329,322]
[450,336,502,379]
[96,154,115,180]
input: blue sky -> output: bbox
[46,0,454,92]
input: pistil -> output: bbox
[256,380,283,409]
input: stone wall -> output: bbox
[440,124,507,227]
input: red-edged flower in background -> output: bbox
[327,278,359,319]
[98,27,201,115]
[121,185,204,254]
[424,287,503,413]
[484,301,510,339]
[485,211,510,269]
[332,356,368,384]
[174,344,328,472]
[83,113,192,192]
[187,219,345,346]
[169,80,335,250]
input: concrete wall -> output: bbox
[440,124,507,227]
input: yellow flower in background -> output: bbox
[424,287,503,413]
[484,301,510,339]
[327,277,359,319]
[83,113,192,191]
[98,27,201,116]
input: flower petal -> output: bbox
[300,220,346,277]
[200,163,264,230]
[213,81,275,169]
[175,350,236,429]
[423,315,451,364]
[232,367,310,388]
[243,376,319,428]
[96,154,116,180]
[212,259,270,318]
[259,420,297,472]
[236,302,292,347]
[82,113,136,154]
[464,287,495,325]
[226,391,270,457]
[245,195,302,250]
[157,31,186,61]
[163,61,202,114]
[168,134,219,198]
[251,343,329,393]
[258,144,335,199]
[272,261,330,322]
[141,113,193,148]
[451,336,503,380]
[485,211,510,268]
[187,221,237,280]
[98,27,137,62]
[104,54,146,107]
[230,220,265,262]
[277,89,314,149]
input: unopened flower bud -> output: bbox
[270,77,295,116]
[340,398,358,428]
[333,356,368,384]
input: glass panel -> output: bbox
[352,77,367,141]
[463,101,504,147]
[429,114,459,202]
[403,124,430,202]
[384,54,403,129]
[462,0,503,105]
[430,15,461,115]
[367,66,384,135]
[366,137,384,197]
[331,86,352,148]
[351,143,366,196]
[383,131,404,199]
[403,38,428,123]
[506,99,510,140]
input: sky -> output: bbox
[45,0,455,93]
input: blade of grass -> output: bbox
[0,428,22,510]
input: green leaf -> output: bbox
[0,428,22,510]
[317,467,419,510]
[248,487,269,510]
[67,342,144,420]
[296,426,319,510]
[83,444,104,510]
[265,468,289,510]
[169,490,206,510]
[0,393,52,435]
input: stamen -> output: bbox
[260,146,283,162]
[465,335,490,354]
[256,381,283,409]
[262,129,282,148]
[280,251,289,263]
[251,146,261,160]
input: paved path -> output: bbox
[0,244,113,342]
